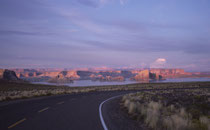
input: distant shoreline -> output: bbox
[1,80,210,102]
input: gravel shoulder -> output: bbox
[102,96,149,130]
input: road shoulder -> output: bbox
[102,96,149,130]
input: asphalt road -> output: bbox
[0,90,138,130]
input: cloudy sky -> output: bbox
[0,0,210,71]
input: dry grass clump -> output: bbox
[122,88,210,130]
[163,108,192,130]
[0,81,100,101]
[128,101,138,114]
[145,101,162,129]
[199,116,210,130]
[0,87,99,101]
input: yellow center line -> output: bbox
[8,118,26,129]
[38,107,49,113]
[57,101,64,105]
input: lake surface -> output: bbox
[158,77,210,83]
[32,77,210,87]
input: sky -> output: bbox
[0,0,210,71]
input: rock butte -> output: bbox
[0,68,210,83]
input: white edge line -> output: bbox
[99,95,123,130]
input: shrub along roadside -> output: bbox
[121,89,210,130]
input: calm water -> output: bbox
[32,77,210,87]
[158,77,210,83]
[32,79,138,87]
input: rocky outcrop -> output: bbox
[2,69,19,81]
[11,68,209,82]
[150,69,191,78]
[38,72,60,77]
[98,76,125,82]
[131,69,163,81]
[48,77,73,84]
[132,70,150,81]
[121,70,135,78]
[155,74,163,80]
[76,70,125,81]
[48,71,79,83]
[89,74,103,80]
[48,74,73,84]
[107,76,125,81]
[77,71,92,80]
[0,69,4,79]
[98,71,121,77]
[63,71,80,79]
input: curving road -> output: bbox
[0,91,138,130]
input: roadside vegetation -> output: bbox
[1,79,210,102]
[121,88,210,130]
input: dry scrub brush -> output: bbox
[122,89,210,130]
[1,81,210,102]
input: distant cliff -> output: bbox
[150,69,191,78]
[91,75,125,82]
[59,71,80,80]
[0,69,4,79]
[131,69,162,81]
[48,71,74,83]
[133,70,150,80]
[77,71,124,81]
[10,68,210,83]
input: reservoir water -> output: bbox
[32,77,210,87]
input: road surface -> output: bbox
[0,91,138,130]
